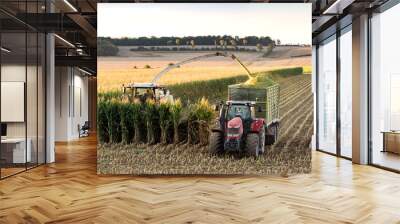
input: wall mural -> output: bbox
[97,3,313,175]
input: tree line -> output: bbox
[99,35,277,47]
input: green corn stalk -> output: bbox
[120,100,134,144]
[131,100,142,144]
[144,99,157,144]
[97,100,109,143]
[187,103,198,145]
[98,90,124,102]
[189,97,215,145]
[197,98,215,145]
[170,99,183,144]
[120,102,129,144]
[159,102,171,144]
[107,99,122,143]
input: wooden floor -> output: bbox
[1,136,400,223]
[0,167,26,178]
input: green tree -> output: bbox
[190,39,195,49]
[97,38,119,56]
[219,39,225,49]
[230,39,237,50]
[242,38,248,46]
[256,43,263,52]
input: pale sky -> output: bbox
[98,3,311,45]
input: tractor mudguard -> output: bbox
[211,119,223,132]
[250,119,265,133]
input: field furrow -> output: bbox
[273,104,313,149]
[285,108,313,148]
[280,93,313,120]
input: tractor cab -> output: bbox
[225,102,255,121]
[217,101,258,127]
[122,83,172,103]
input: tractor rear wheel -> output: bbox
[246,133,260,157]
[209,131,224,154]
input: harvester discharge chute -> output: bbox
[122,52,256,103]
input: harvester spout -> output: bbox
[150,52,254,85]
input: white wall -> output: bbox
[55,67,89,141]
[1,65,31,138]
[55,66,69,141]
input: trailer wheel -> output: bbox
[246,133,260,157]
[273,123,279,142]
[209,131,224,154]
[265,123,278,145]
[259,127,265,154]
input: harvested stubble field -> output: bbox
[98,73,313,176]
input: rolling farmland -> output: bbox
[97,46,311,91]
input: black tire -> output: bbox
[274,124,279,142]
[209,131,224,154]
[259,126,265,154]
[265,124,278,145]
[246,133,260,157]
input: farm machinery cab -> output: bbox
[122,83,173,103]
[210,100,279,157]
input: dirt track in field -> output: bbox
[98,73,313,176]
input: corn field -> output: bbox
[98,67,312,176]
[98,96,215,146]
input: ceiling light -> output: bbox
[78,67,93,76]
[323,0,355,15]
[1,47,11,53]
[54,34,75,48]
[63,0,78,12]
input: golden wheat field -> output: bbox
[98,46,311,91]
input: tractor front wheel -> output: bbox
[209,131,224,154]
[246,133,260,157]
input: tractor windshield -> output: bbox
[135,88,151,96]
[135,88,154,102]
[226,105,250,121]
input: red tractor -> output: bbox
[209,83,280,157]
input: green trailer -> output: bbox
[227,83,280,126]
